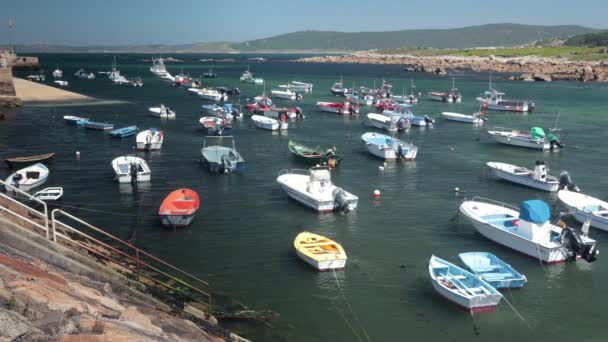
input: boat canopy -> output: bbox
[519,200,550,224]
[530,127,545,140]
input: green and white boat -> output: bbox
[288,140,343,168]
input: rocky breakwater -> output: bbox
[0,67,22,108]
[296,52,608,82]
[0,246,245,341]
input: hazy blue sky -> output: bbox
[1,0,606,45]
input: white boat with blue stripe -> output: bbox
[360,132,418,160]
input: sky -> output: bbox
[1,0,607,45]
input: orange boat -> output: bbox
[159,189,200,228]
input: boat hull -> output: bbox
[160,213,196,228]
[489,133,549,150]
[278,183,339,213]
[489,165,558,192]
[295,249,346,271]
[460,210,568,264]
[441,112,483,124]
[430,279,500,313]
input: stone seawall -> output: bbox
[0,67,21,108]
[296,52,608,82]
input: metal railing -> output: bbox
[0,180,48,238]
[51,209,212,314]
[0,179,211,315]
[470,196,519,211]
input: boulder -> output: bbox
[581,65,595,82]
[532,73,552,82]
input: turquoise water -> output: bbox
[4,54,608,341]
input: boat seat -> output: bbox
[473,265,502,272]
[484,216,517,224]
[300,241,335,247]
[468,287,492,295]
[482,272,513,280]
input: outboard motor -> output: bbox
[424,115,435,126]
[548,133,564,151]
[220,155,232,174]
[129,163,138,184]
[333,188,351,213]
[295,107,303,119]
[533,160,547,181]
[559,171,580,192]
[397,144,405,159]
[560,227,598,262]
[397,118,408,131]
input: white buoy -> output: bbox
[383,162,387,167]
[379,166,384,171]
[454,187,460,192]
[75,151,80,159]
[373,190,381,198]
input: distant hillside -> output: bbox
[564,31,608,46]
[9,42,236,54]
[234,24,597,51]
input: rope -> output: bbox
[332,268,372,342]
[49,202,156,217]
[501,295,532,330]
[330,300,365,342]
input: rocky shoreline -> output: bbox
[296,52,608,82]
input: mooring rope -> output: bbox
[332,268,373,342]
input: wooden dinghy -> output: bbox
[294,232,347,271]
[5,152,55,169]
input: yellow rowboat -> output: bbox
[294,232,347,271]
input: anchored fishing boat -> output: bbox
[4,163,49,192]
[54,80,68,87]
[487,161,576,192]
[361,132,418,160]
[428,80,462,103]
[84,121,114,131]
[52,66,63,78]
[159,189,200,228]
[149,104,176,119]
[150,58,168,76]
[199,117,231,136]
[365,113,410,132]
[136,129,164,151]
[109,126,138,138]
[558,190,608,232]
[330,77,349,96]
[276,166,358,213]
[487,127,563,151]
[288,140,342,168]
[200,136,245,174]
[458,252,527,289]
[111,156,151,184]
[429,255,502,313]
[5,152,55,169]
[192,88,227,102]
[251,115,287,131]
[240,70,263,84]
[74,68,95,79]
[478,90,534,112]
[271,89,302,100]
[316,98,359,115]
[202,103,242,121]
[278,81,313,92]
[245,96,273,113]
[63,115,89,125]
[441,112,484,124]
[294,232,347,271]
[459,197,599,263]
[383,104,434,127]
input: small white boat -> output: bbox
[487,127,562,151]
[316,99,359,115]
[149,104,176,119]
[53,80,69,87]
[360,132,418,160]
[33,187,63,201]
[240,70,264,84]
[111,156,151,184]
[4,163,49,192]
[271,89,301,100]
[429,255,502,313]
[63,115,89,125]
[278,81,313,92]
[276,167,358,213]
[251,115,287,131]
[441,112,484,124]
[458,252,527,289]
[136,129,164,151]
[487,161,563,192]
[294,232,347,271]
[365,113,410,132]
[196,88,227,102]
[459,197,598,263]
[558,190,608,232]
[52,67,63,78]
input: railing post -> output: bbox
[51,209,57,242]
[135,249,140,281]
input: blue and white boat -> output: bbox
[84,121,114,131]
[360,132,418,160]
[458,252,527,289]
[429,255,502,313]
[382,104,434,127]
[200,136,245,174]
[201,103,242,121]
[460,198,599,264]
[109,126,138,138]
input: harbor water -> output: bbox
[3,54,608,341]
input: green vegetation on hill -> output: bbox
[233,24,596,51]
[565,31,608,47]
[378,46,608,61]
